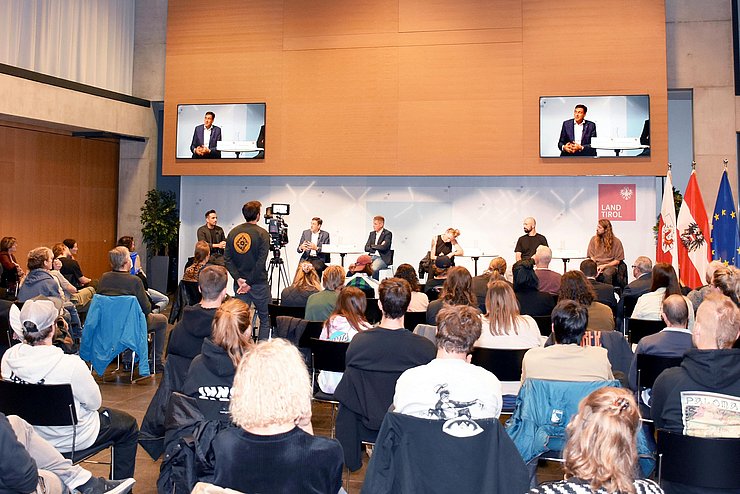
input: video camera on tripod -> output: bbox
[264,203,290,253]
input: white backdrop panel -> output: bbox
[180,176,659,298]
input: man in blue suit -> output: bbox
[558,104,597,156]
[190,111,222,158]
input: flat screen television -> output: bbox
[539,95,650,158]
[176,103,266,159]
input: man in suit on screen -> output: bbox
[190,111,222,158]
[558,104,597,156]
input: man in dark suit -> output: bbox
[297,217,331,276]
[190,111,222,158]
[558,104,597,156]
[364,215,393,280]
[580,259,617,316]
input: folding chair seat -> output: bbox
[309,338,349,438]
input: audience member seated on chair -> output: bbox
[633,263,695,331]
[472,257,509,312]
[0,236,25,295]
[558,270,615,331]
[513,259,555,318]
[317,287,373,394]
[52,243,94,308]
[1,297,139,479]
[335,277,436,471]
[580,259,618,315]
[394,263,428,312]
[97,246,167,371]
[424,255,451,300]
[0,412,135,494]
[528,387,663,494]
[476,280,543,397]
[393,304,502,419]
[521,299,614,382]
[426,266,478,325]
[628,295,692,405]
[280,261,321,307]
[651,294,740,440]
[304,265,345,322]
[60,239,95,291]
[183,298,254,421]
[50,254,83,334]
[686,260,724,314]
[345,254,379,299]
[212,338,343,493]
[182,241,210,283]
[117,236,169,313]
[709,265,740,307]
[533,246,561,296]
[168,265,228,366]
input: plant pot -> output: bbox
[149,255,169,293]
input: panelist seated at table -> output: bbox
[364,215,393,279]
[558,104,597,157]
[190,111,222,159]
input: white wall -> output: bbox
[180,176,659,296]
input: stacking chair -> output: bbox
[657,429,740,490]
[403,311,427,331]
[309,338,349,438]
[364,298,382,324]
[628,318,664,345]
[168,280,201,324]
[635,354,683,393]
[0,380,114,477]
[267,303,305,335]
[471,347,528,414]
[531,315,552,336]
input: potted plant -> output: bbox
[140,189,180,293]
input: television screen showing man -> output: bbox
[558,104,597,156]
[191,111,222,159]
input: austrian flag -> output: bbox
[677,170,711,288]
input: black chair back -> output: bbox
[470,347,528,382]
[298,320,325,348]
[657,429,740,489]
[636,354,683,390]
[268,303,306,330]
[0,380,78,425]
[628,318,664,344]
[531,315,552,336]
[310,338,349,373]
[403,311,427,331]
[365,298,382,324]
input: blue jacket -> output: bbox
[17,269,60,302]
[80,295,149,376]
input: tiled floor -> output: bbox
[88,369,563,494]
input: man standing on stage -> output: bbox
[197,209,226,265]
[586,219,624,285]
[225,201,270,340]
[364,215,393,280]
[297,217,331,277]
[514,217,548,261]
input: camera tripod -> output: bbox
[268,244,290,297]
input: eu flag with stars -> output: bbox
[711,169,740,266]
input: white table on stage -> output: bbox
[591,137,649,157]
[216,140,263,158]
[551,249,588,273]
[321,244,366,267]
[457,250,500,276]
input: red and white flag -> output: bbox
[656,170,679,274]
[677,170,711,288]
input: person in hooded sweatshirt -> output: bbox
[182,298,254,420]
[1,297,140,480]
[167,265,229,366]
[17,247,63,302]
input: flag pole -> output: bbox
[691,160,696,171]
[723,158,728,170]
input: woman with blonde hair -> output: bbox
[529,387,663,494]
[280,261,322,307]
[212,338,343,493]
[712,265,740,306]
[430,227,464,264]
[182,298,254,420]
[318,286,373,394]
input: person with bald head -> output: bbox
[628,294,693,401]
[514,217,548,261]
[533,245,561,295]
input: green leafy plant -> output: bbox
[140,189,180,257]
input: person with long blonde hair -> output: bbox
[529,387,663,494]
[280,261,322,307]
[430,227,464,264]
[212,339,343,493]
[182,298,254,420]
[318,286,373,394]
[586,219,625,285]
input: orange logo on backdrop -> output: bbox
[598,184,636,221]
[234,233,252,254]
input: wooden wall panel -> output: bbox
[0,124,119,279]
[163,0,667,176]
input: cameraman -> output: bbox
[225,201,271,340]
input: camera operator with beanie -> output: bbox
[225,201,271,340]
